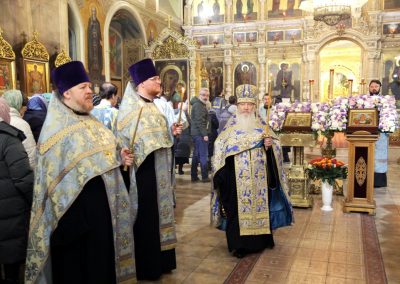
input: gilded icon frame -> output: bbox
[347,108,379,133]
[0,59,16,95]
[23,59,50,97]
[282,112,312,132]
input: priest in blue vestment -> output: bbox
[25,61,136,284]
[211,84,293,258]
[116,59,183,280]
[369,80,389,188]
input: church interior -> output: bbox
[0,0,400,283]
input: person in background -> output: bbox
[0,97,34,284]
[20,95,28,117]
[3,90,36,168]
[211,84,293,259]
[190,88,211,182]
[258,93,272,122]
[207,103,219,172]
[23,94,48,142]
[25,61,136,284]
[116,58,182,280]
[218,95,237,133]
[91,82,119,131]
[368,79,389,188]
[258,93,291,162]
[211,91,227,121]
[174,101,192,175]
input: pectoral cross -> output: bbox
[165,16,172,29]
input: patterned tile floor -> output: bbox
[138,161,400,284]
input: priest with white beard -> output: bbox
[211,84,293,258]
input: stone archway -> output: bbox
[104,3,146,84]
[103,4,146,97]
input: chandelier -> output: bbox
[299,0,368,26]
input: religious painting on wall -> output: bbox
[246,32,258,42]
[268,59,301,101]
[382,53,400,107]
[384,0,400,10]
[193,0,225,25]
[23,61,49,97]
[234,62,257,92]
[155,60,188,108]
[109,28,122,79]
[204,61,224,101]
[284,29,302,41]
[233,32,246,44]
[193,35,208,46]
[81,2,106,82]
[208,34,224,46]
[147,19,158,45]
[267,0,303,18]
[234,0,258,22]
[383,23,400,36]
[0,60,14,95]
[267,31,284,42]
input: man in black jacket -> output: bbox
[190,88,210,182]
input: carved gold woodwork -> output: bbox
[21,32,49,61]
[355,156,367,186]
[152,36,189,59]
[343,132,379,215]
[0,27,15,60]
[55,50,72,67]
[280,133,316,208]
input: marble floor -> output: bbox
[138,161,400,284]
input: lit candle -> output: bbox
[348,79,353,96]
[268,74,273,95]
[329,69,334,101]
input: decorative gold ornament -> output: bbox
[355,156,367,187]
[55,50,72,67]
[152,36,189,59]
[0,27,15,60]
[21,31,49,61]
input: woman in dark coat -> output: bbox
[23,94,48,142]
[0,98,34,284]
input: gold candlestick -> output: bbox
[348,79,353,96]
[328,69,334,102]
[309,79,314,101]
[360,78,366,95]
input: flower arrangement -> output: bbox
[268,95,398,133]
[306,157,348,186]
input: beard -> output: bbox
[236,111,258,132]
[369,88,380,95]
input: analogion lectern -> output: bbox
[343,109,379,215]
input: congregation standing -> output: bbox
[0,49,389,284]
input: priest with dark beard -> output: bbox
[211,84,293,258]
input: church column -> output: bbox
[367,50,381,83]
[258,47,266,99]
[189,53,197,100]
[224,49,233,97]
[184,4,191,26]
[303,49,317,102]
[226,0,233,23]
[259,0,266,21]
